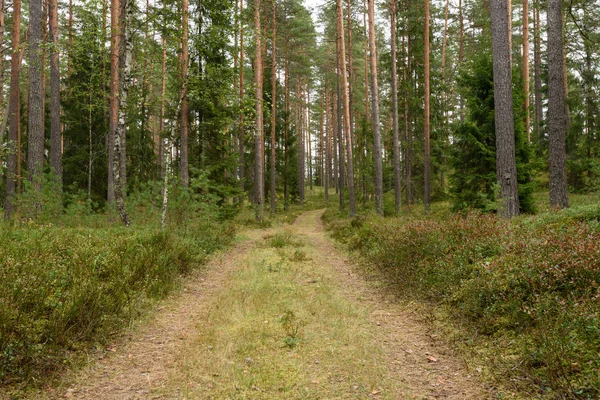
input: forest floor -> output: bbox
[27,210,492,399]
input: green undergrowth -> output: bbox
[323,193,600,399]
[0,184,236,391]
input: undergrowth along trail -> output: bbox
[25,210,489,399]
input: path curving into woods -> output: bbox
[33,210,491,399]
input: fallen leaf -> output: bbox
[427,356,438,363]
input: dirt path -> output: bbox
[37,210,491,399]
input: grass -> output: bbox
[0,185,237,392]
[156,222,406,399]
[323,190,600,399]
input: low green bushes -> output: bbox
[0,218,235,386]
[324,206,600,398]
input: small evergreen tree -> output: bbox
[450,54,536,214]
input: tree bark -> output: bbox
[297,79,305,205]
[270,0,276,214]
[254,0,264,221]
[491,0,520,217]
[390,0,401,214]
[533,1,542,141]
[108,0,120,204]
[423,0,431,213]
[4,0,21,219]
[159,0,167,178]
[49,0,61,184]
[337,0,355,216]
[368,0,383,215]
[547,0,569,208]
[113,0,132,225]
[239,0,246,202]
[180,0,189,187]
[27,0,44,199]
[522,0,530,142]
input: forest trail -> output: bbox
[39,210,491,399]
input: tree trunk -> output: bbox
[325,84,330,201]
[108,0,120,204]
[522,0,530,142]
[49,0,61,185]
[159,0,167,178]
[270,0,276,214]
[337,0,355,216]
[113,0,132,225]
[458,0,465,119]
[368,0,383,215]
[347,0,353,135]
[180,0,189,187]
[390,0,401,214]
[4,0,21,219]
[307,87,312,193]
[533,1,542,141]
[284,54,289,209]
[254,0,264,221]
[491,0,520,217]
[547,0,569,208]
[336,58,345,210]
[239,0,246,202]
[297,79,305,205]
[440,0,449,192]
[423,0,431,213]
[27,0,44,201]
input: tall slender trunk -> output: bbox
[4,0,21,219]
[423,0,431,213]
[390,0,400,214]
[491,0,520,217]
[547,0,568,208]
[362,0,369,121]
[27,0,44,201]
[108,0,120,204]
[337,0,355,215]
[458,0,465,118]
[270,0,276,214]
[49,0,61,184]
[284,54,289,209]
[297,79,305,204]
[0,0,4,154]
[114,0,133,225]
[440,0,449,192]
[180,0,189,186]
[307,87,312,193]
[239,0,246,201]
[253,0,264,221]
[403,15,411,212]
[333,89,339,195]
[347,0,353,134]
[533,1,542,141]
[336,62,344,210]
[159,0,167,178]
[368,0,382,215]
[319,97,324,187]
[522,0,530,142]
[325,84,331,200]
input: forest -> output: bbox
[0,0,600,397]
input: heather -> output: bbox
[323,202,600,398]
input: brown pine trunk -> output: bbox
[347,0,353,134]
[325,84,331,201]
[522,0,530,142]
[458,0,465,119]
[284,54,289,209]
[390,0,400,214]
[253,0,264,221]
[307,87,312,193]
[363,0,369,121]
[491,0,520,217]
[49,0,61,184]
[270,0,276,214]
[423,0,431,213]
[239,0,246,202]
[533,1,542,140]
[297,79,305,204]
[367,0,383,215]
[336,62,344,208]
[337,0,355,216]
[4,0,21,219]
[403,15,411,212]
[440,0,449,192]
[180,0,189,186]
[27,0,44,208]
[547,0,568,208]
